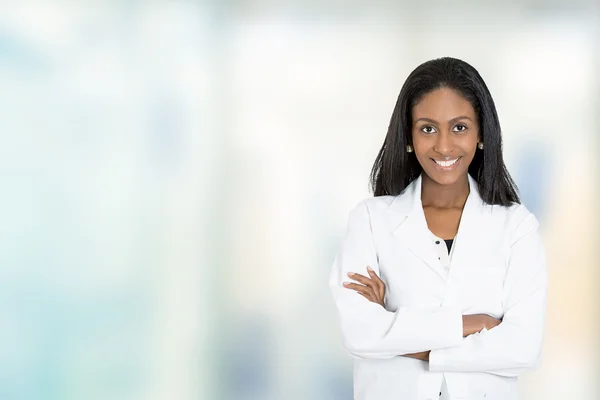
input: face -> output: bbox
[410,87,480,186]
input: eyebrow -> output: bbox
[414,116,473,125]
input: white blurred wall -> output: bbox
[0,2,598,399]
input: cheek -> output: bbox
[457,133,479,151]
[467,129,480,145]
[411,134,430,152]
[413,144,431,163]
[414,149,434,170]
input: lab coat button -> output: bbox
[435,240,440,244]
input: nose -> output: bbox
[433,130,453,155]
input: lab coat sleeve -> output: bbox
[429,213,547,376]
[330,201,463,359]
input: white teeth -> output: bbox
[435,158,460,167]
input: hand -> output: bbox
[403,351,430,361]
[343,266,386,307]
[462,314,502,337]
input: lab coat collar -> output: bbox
[387,173,483,216]
[388,173,486,280]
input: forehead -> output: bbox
[411,87,476,120]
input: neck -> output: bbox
[421,173,470,209]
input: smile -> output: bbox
[432,157,462,170]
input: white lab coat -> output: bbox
[329,174,547,400]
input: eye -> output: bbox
[453,124,467,133]
[421,126,437,134]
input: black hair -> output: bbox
[369,57,519,206]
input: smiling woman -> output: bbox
[412,89,479,185]
[329,57,547,400]
[370,57,519,207]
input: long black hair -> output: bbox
[370,57,519,206]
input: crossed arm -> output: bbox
[343,268,501,362]
[330,203,547,376]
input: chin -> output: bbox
[424,170,466,186]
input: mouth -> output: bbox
[431,156,462,171]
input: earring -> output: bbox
[406,144,413,153]
[477,142,484,150]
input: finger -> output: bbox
[366,266,384,285]
[343,282,370,293]
[346,271,379,296]
[366,267,384,292]
[347,272,376,288]
[343,282,376,299]
[366,267,386,299]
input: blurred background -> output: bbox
[1,1,599,399]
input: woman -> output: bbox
[329,57,547,400]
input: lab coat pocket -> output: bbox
[458,264,505,315]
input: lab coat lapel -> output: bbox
[451,174,488,269]
[389,175,447,281]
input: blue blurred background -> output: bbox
[1,1,599,399]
